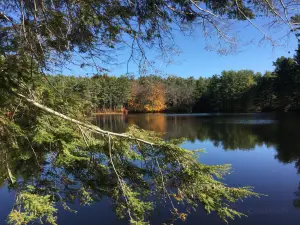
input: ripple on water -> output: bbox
[217,119,277,124]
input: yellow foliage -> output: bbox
[128,81,166,112]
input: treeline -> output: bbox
[46,74,132,114]
[197,54,300,112]
[48,45,300,113]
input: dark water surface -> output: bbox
[2,113,300,224]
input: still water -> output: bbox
[1,113,300,224]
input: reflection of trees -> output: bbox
[128,114,166,134]
[95,114,167,134]
[122,114,278,150]
[95,114,300,160]
[293,183,300,209]
[272,115,300,166]
[95,114,300,154]
[95,114,128,133]
[169,115,280,151]
[96,113,300,211]
[269,115,300,211]
[3,111,259,225]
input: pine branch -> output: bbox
[15,92,155,146]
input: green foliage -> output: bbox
[3,45,300,115]
[91,74,132,112]
[202,70,260,112]
[0,0,265,72]
[24,56,300,114]
[0,92,260,225]
[8,192,57,225]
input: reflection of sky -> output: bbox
[0,185,14,225]
[93,113,300,224]
[2,114,300,225]
[180,139,300,225]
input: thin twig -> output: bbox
[77,124,90,147]
[24,136,41,168]
[155,156,176,212]
[108,135,133,221]
[235,0,276,45]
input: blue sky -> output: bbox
[62,21,299,79]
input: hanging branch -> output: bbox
[77,124,90,147]
[155,157,176,212]
[15,92,155,146]
[6,154,15,184]
[108,135,133,221]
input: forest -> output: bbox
[51,44,300,114]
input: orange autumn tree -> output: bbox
[144,82,166,112]
[128,81,143,111]
[128,79,166,112]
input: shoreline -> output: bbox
[94,112,124,115]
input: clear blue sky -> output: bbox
[61,22,299,78]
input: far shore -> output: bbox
[94,112,123,115]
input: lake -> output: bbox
[1,113,300,224]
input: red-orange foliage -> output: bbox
[128,81,166,112]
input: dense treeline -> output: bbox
[45,74,132,114]
[50,44,300,113]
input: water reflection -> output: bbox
[96,113,300,215]
[1,113,300,225]
[96,113,299,154]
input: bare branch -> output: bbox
[190,0,219,18]
[235,0,276,45]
